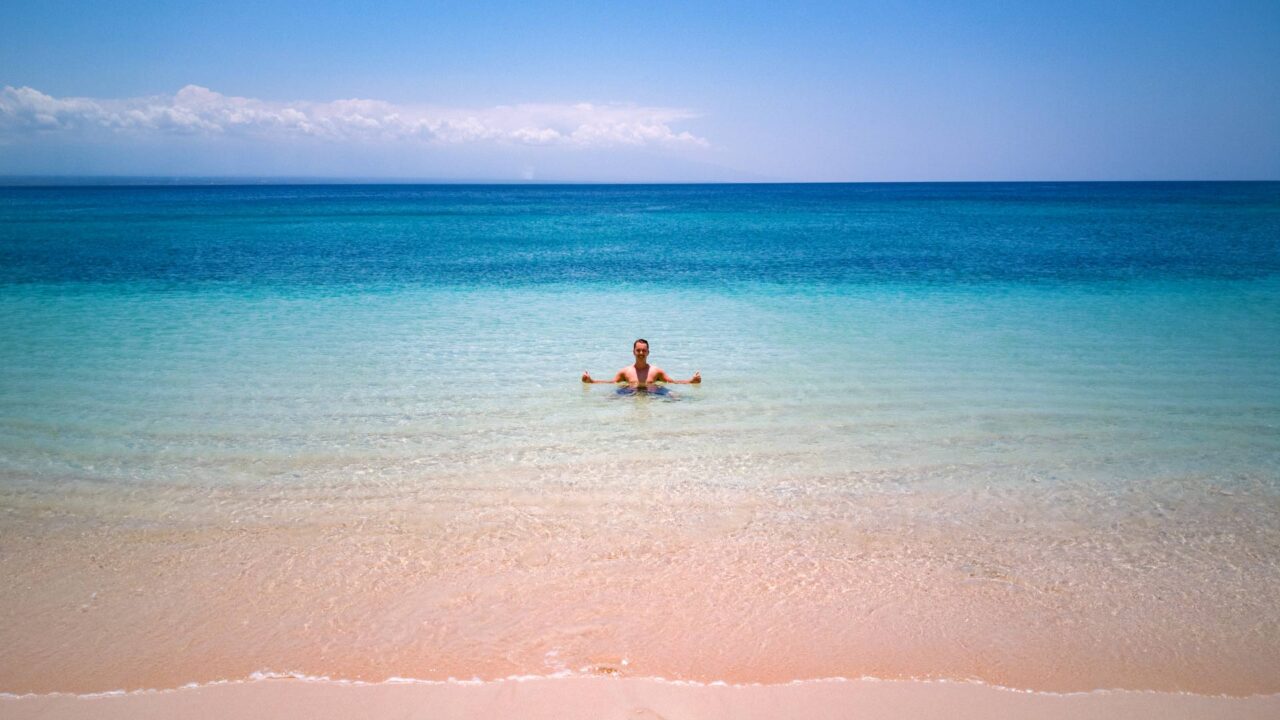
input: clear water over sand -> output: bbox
[1,183,1278,694]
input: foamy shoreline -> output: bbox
[3,675,1278,720]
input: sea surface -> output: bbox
[1,182,1278,695]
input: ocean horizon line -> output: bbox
[2,176,1278,188]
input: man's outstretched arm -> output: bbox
[582,370,625,384]
[657,370,701,384]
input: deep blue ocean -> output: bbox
[2,183,1278,288]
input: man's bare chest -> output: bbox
[623,366,661,385]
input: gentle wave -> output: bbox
[6,670,1279,701]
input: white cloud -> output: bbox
[0,85,708,148]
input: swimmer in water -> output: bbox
[582,338,701,389]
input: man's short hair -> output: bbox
[633,338,649,350]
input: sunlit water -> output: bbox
[1,183,1278,694]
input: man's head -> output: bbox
[633,338,649,360]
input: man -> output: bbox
[582,338,701,388]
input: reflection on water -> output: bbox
[611,385,683,400]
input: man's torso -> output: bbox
[619,364,665,387]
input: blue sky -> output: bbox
[2,1,1278,181]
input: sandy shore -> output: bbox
[4,677,1279,720]
[5,480,1280,696]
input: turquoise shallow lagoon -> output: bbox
[1,183,1278,694]
[2,278,1277,493]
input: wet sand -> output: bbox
[4,676,1279,720]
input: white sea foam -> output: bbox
[4,671,1277,702]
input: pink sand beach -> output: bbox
[3,475,1279,718]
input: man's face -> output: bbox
[633,342,649,360]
